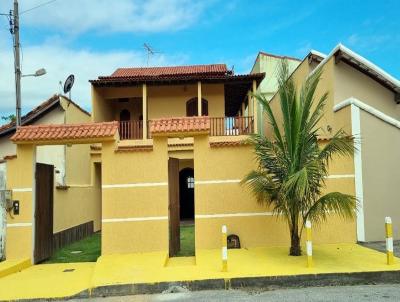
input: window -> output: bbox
[186,98,208,116]
[187,176,194,189]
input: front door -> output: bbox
[168,158,180,256]
[34,163,54,263]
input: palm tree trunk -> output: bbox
[289,224,302,256]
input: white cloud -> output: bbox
[2,0,210,34]
[0,41,187,116]
[347,33,397,52]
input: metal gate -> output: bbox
[0,162,6,260]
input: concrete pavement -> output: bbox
[0,243,399,300]
[71,284,400,301]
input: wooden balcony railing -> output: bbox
[119,120,143,140]
[210,116,254,136]
[119,117,254,140]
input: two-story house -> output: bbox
[6,63,359,263]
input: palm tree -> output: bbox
[242,61,357,256]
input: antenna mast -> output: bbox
[143,43,155,67]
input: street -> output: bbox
[73,284,400,301]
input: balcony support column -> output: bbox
[142,83,147,139]
[197,81,202,116]
[241,100,246,116]
[252,80,258,134]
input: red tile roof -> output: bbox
[0,94,90,138]
[150,117,210,135]
[11,121,118,143]
[90,63,265,88]
[110,64,228,78]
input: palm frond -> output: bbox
[304,192,357,225]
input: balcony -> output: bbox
[118,116,254,140]
[209,116,254,136]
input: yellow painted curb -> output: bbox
[0,259,31,279]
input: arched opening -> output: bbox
[186,98,208,116]
[179,167,194,221]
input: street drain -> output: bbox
[63,269,75,273]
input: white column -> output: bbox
[142,84,147,139]
[197,81,202,116]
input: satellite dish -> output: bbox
[63,74,75,94]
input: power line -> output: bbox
[20,0,58,15]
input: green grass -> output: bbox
[177,225,195,257]
[44,232,101,264]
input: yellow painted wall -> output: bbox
[91,83,226,123]
[193,135,355,250]
[53,185,101,233]
[101,137,169,254]
[5,145,35,260]
[334,62,399,119]
[63,97,92,185]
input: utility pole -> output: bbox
[12,0,21,126]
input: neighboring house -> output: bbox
[0,95,101,261]
[267,44,400,242]
[251,52,301,135]
[5,63,362,263]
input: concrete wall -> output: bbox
[32,106,65,186]
[63,97,92,186]
[194,135,355,250]
[5,145,35,260]
[334,62,400,119]
[254,54,301,101]
[359,110,400,241]
[101,138,169,254]
[0,135,16,160]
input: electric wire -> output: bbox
[20,0,58,15]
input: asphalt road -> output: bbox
[360,240,400,255]
[73,284,400,301]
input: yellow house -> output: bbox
[267,44,400,242]
[4,62,369,263]
[0,95,101,262]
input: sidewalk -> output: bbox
[0,243,399,301]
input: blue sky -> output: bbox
[0,0,399,120]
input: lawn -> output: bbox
[177,224,195,257]
[44,232,101,264]
[44,226,194,263]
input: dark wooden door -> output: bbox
[168,158,180,256]
[34,163,54,263]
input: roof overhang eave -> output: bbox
[11,134,117,146]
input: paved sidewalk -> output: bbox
[360,241,400,255]
[70,284,400,302]
[0,244,399,301]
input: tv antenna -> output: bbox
[143,43,162,66]
[63,74,75,99]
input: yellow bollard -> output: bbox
[222,225,228,272]
[385,217,394,265]
[305,220,313,267]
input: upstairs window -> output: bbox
[186,98,208,116]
